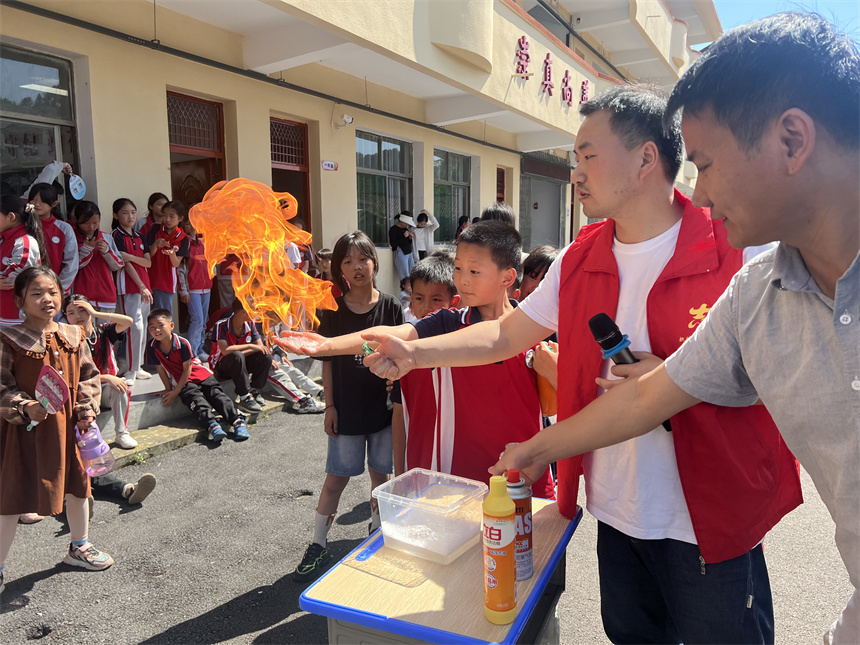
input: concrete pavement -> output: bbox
[1,400,852,644]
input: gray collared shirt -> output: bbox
[665,243,860,634]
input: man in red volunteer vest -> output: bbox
[364,85,802,643]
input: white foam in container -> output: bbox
[373,468,489,565]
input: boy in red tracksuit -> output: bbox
[178,219,212,359]
[146,200,189,315]
[146,308,248,444]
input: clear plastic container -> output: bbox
[373,468,488,565]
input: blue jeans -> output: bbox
[152,289,174,314]
[186,290,211,356]
[597,521,773,644]
[393,248,414,282]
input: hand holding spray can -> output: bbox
[507,468,533,580]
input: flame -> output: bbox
[188,178,336,334]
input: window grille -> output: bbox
[167,94,222,152]
[271,119,307,169]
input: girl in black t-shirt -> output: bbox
[293,231,403,582]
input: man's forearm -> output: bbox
[526,365,699,465]
[414,309,549,369]
[325,324,416,356]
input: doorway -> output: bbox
[166,92,225,326]
[270,118,310,230]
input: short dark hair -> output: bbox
[523,245,559,279]
[316,248,332,261]
[581,84,683,182]
[410,255,456,298]
[331,231,378,294]
[480,202,515,226]
[231,298,246,313]
[416,212,429,224]
[148,308,173,323]
[511,266,522,291]
[666,12,859,152]
[457,220,522,271]
[427,244,456,261]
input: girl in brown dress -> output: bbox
[0,267,114,594]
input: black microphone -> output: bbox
[588,313,636,365]
[588,313,672,432]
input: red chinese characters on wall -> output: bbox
[515,35,531,76]
[561,70,573,107]
[513,37,592,110]
[580,80,590,105]
[541,53,554,95]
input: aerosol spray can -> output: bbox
[483,475,517,624]
[507,468,533,580]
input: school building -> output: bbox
[0,0,721,295]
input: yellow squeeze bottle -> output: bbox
[483,475,517,624]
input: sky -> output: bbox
[712,0,859,37]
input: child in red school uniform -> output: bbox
[0,196,45,327]
[177,218,212,360]
[0,267,114,594]
[146,200,189,315]
[134,192,168,239]
[73,201,124,313]
[111,198,153,385]
[208,299,270,415]
[28,183,77,296]
[146,308,248,443]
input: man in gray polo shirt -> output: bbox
[365,12,859,643]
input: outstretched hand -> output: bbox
[269,330,329,356]
[362,332,416,380]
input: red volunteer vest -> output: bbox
[556,190,802,563]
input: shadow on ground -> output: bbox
[139,537,364,644]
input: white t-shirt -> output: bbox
[520,224,774,543]
[520,221,694,541]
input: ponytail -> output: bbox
[20,203,50,271]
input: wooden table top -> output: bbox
[301,500,581,644]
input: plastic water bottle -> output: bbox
[76,422,115,477]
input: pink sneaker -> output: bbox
[19,513,44,524]
[63,542,114,571]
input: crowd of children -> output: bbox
[289,218,560,582]
[2,176,559,592]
